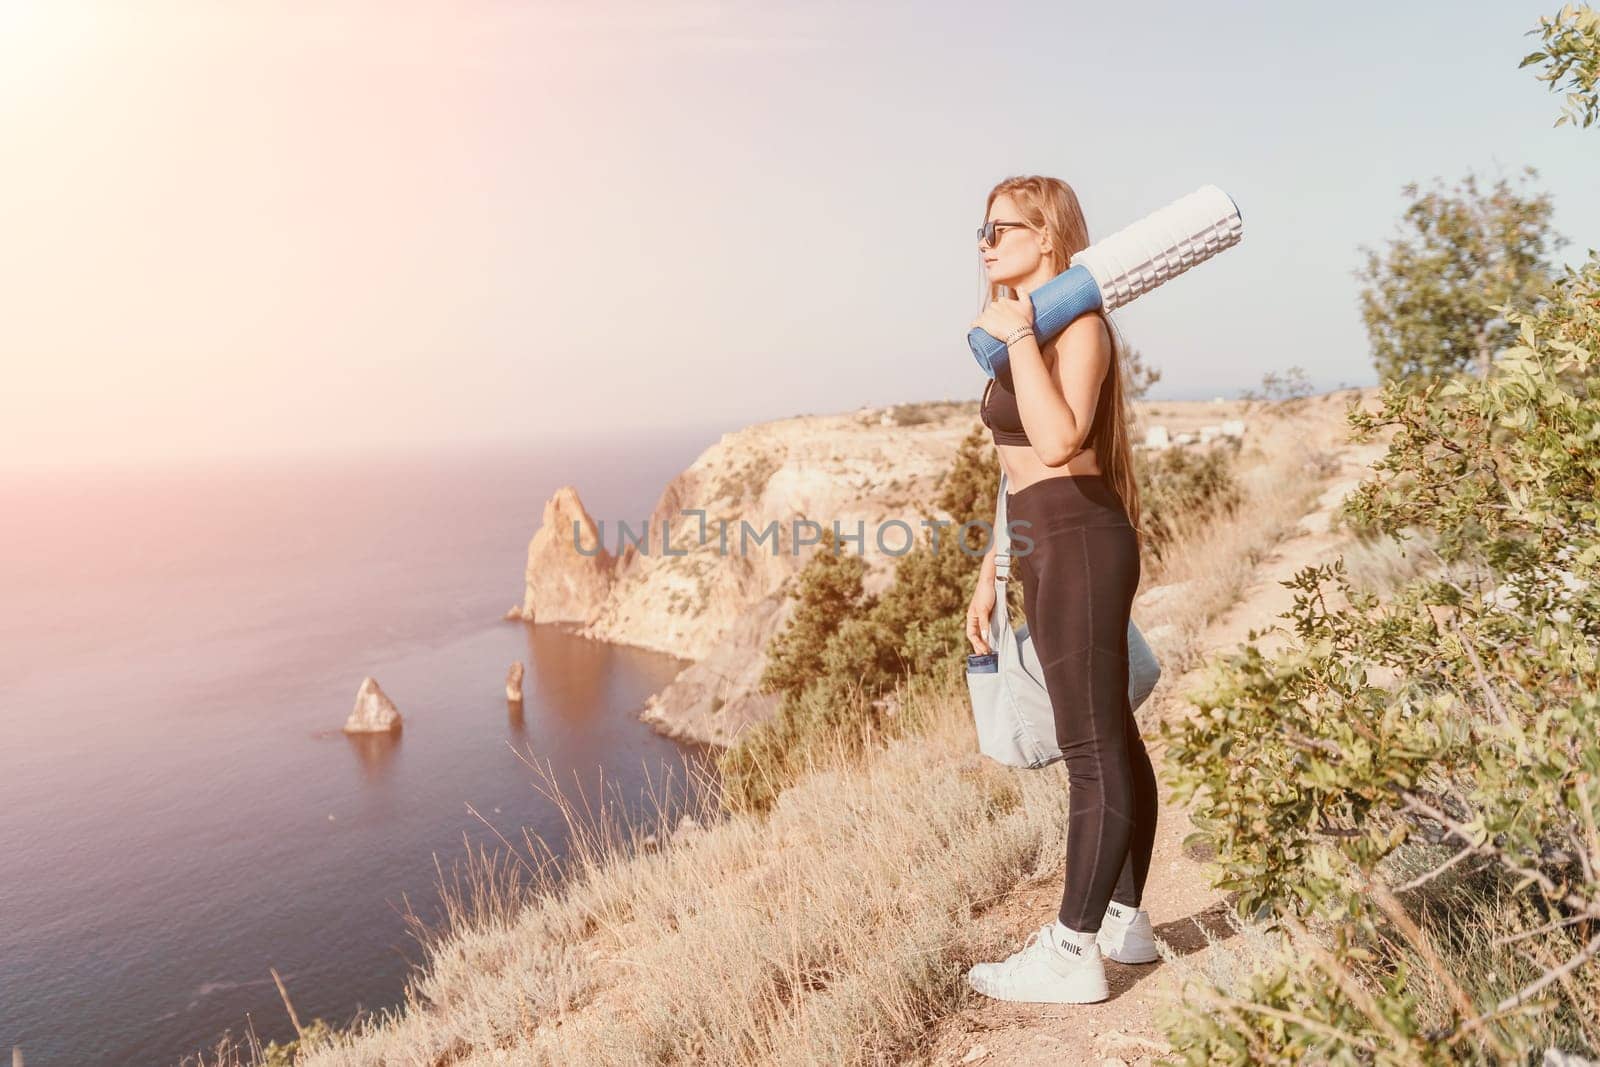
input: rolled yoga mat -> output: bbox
[969,183,1244,380]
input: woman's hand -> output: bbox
[969,293,1034,342]
[966,577,996,654]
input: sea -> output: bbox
[0,430,724,1065]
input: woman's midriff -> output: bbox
[996,442,1102,492]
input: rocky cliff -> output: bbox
[510,486,617,624]
[513,401,982,747]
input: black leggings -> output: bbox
[1007,473,1158,934]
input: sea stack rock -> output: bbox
[343,677,402,734]
[506,661,524,702]
[519,486,617,624]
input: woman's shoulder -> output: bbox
[1043,310,1111,359]
[1063,310,1111,344]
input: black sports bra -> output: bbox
[980,375,1031,446]
[980,370,1111,450]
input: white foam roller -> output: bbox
[1070,184,1243,312]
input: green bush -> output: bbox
[1355,170,1563,383]
[1154,22,1600,1051]
[1134,439,1246,562]
[257,1019,338,1066]
[1154,231,1600,1062]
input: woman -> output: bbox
[962,176,1161,1005]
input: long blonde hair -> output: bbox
[979,175,1144,541]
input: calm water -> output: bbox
[0,432,722,1065]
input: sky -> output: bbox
[1,0,1596,473]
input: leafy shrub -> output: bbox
[1134,439,1246,562]
[257,1019,339,1066]
[1355,170,1564,383]
[1154,239,1600,1059]
[1153,28,1600,1051]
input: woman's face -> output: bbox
[979,193,1044,286]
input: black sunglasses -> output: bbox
[977,219,1030,249]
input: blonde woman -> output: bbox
[963,175,1160,1004]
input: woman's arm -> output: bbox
[1008,313,1112,467]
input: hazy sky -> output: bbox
[2,0,1595,472]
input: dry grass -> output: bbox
[1372,848,1600,1057]
[1131,406,1352,675]
[1153,838,1600,1062]
[1334,525,1445,597]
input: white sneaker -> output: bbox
[1096,901,1160,964]
[965,923,1110,1004]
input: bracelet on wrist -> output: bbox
[1004,325,1035,347]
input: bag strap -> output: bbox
[985,469,1012,647]
[993,468,1011,583]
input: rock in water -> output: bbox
[344,677,402,733]
[506,661,524,701]
[520,486,616,624]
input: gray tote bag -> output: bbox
[965,469,1163,770]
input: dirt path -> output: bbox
[914,437,1390,1067]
